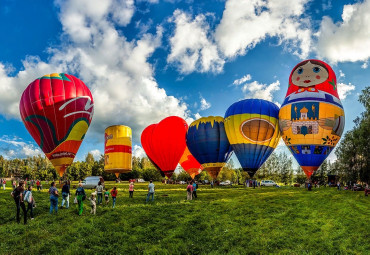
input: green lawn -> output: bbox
[0,182,369,255]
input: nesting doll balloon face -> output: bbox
[279,60,345,178]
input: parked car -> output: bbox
[261,180,277,187]
[137,179,146,183]
[219,180,232,186]
[82,176,104,189]
[352,184,364,191]
[179,181,186,184]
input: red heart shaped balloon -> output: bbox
[141,116,188,178]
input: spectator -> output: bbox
[111,187,118,208]
[2,179,5,190]
[192,181,198,198]
[186,182,193,200]
[364,183,369,197]
[104,188,110,205]
[11,181,27,224]
[129,182,134,198]
[36,180,41,191]
[12,180,16,190]
[96,181,104,205]
[75,183,86,216]
[24,186,35,220]
[61,181,70,209]
[146,180,155,203]
[49,182,59,214]
[337,181,341,191]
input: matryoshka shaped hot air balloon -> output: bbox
[224,99,281,178]
[141,116,188,178]
[104,125,132,178]
[279,59,345,178]
[186,116,233,179]
[19,73,94,177]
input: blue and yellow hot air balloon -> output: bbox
[224,99,281,178]
[186,116,233,179]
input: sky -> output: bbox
[0,0,369,169]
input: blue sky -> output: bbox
[0,0,369,169]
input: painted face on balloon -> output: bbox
[291,61,329,87]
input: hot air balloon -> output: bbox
[186,116,233,179]
[19,73,94,177]
[279,59,345,178]
[224,99,281,178]
[179,147,203,179]
[104,125,132,178]
[141,116,188,178]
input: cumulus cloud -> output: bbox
[167,10,224,74]
[89,149,102,160]
[215,0,312,59]
[199,96,211,111]
[338,82,355,100]
[317,0,370,63]
[361,62,368,69]
[0,136,42,159]
[132,145,146,158]
[232,74,252,86]
[0,0,190,144]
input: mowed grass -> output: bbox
[0,182,369,255]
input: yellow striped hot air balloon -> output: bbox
[104,125,132,178]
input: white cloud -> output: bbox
[199,96,211,111]
[0,136,42,159]
[232,74,252,86]
[337,82,355,100]
[0,0,190,144]
[167,10,224,74]
[194,113,202,120]
[339,70,345,78]
[132,145,146,158]
[215,0,312,59]
[361,62,368,69]
[242,79,280,102]
[89,149,102,160]
[316,0,370,63]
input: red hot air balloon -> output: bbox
[179,147,203,179]
[141,116,188,178]
[19,73,94,177]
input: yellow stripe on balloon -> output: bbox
[189,116,224,129]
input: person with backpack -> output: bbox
[75,183,86,216]
[192,181,198,198]
[11,181,27,224]
[61,181,70,209]
[96,181,104,205]
[186,181,193,200]
[49,182,59,214]
[24,186,35,220]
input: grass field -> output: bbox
[0,182,369,255]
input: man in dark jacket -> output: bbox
[11,181,27,224]
[61,181,70,209]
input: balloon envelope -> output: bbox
[179,147,203,179]
[224,99,281,178]
[279,59,345,178]
[19,73,94,177]
[104,125,132,178]
[141,116,188,178]
[186,116,233,179]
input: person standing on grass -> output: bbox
[186,181,193,200]
[96,181,104,205]
[11,181,27,224]
[337,181,341,191]
[192,181,197,198]
[146,180,155,203]
[104,188,110,205]
[49,182,59,214]
[61,181,70,209]
[75,183,86,216]
[24,186,35,220]
[36,180,40,191]
[12,180,16,190]
[129,182,134,198]
[111,187,118,208]
[2,179,5,190]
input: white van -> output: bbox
[261,180,277,187]
[82,176,104,189]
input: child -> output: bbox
[129,182,134,198]
[88,192,97,215]
[24,186,35,220]
[110,187,118,208]
[104,188,110,205]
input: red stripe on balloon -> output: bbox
[105,145,132,154]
